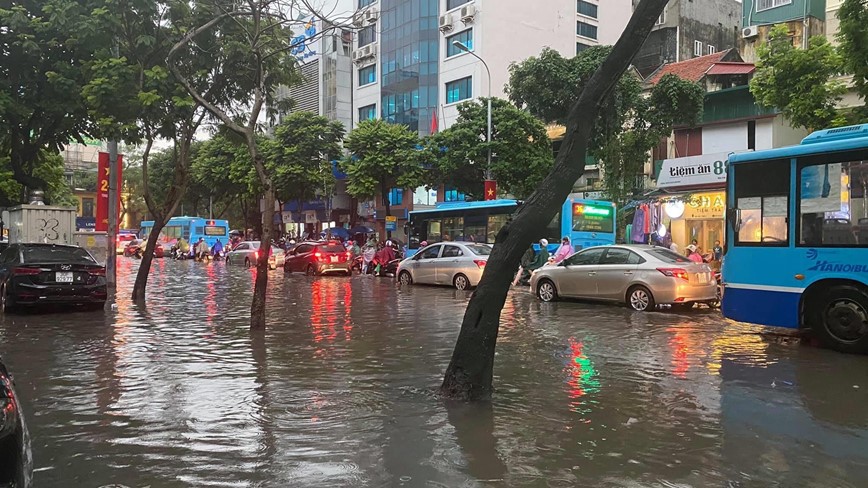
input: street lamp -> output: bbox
[452,40,492,182]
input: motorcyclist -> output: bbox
[195,238,210,261]
[176,237,190,259]
[211,239,224,259]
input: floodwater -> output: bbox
[2,258,868,487]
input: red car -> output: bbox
[284,241,352,276]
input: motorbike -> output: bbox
[710,271,722,308]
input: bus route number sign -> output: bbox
[573,203,613,233]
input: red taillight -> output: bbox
[474,259,486,268]
[314,252,322,258]
[88,268,106,276]
[658,268,689,280]
[14,267,41,275]
[346,251,352,258]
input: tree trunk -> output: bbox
[439,0,670,401]
[248,136,274,330]
[382,183,392,240]
[132,223,165,301]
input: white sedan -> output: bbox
[396,242,491,290]
[226,241,285,270]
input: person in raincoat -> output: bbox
[195,238,210,261]
[211,239,224,258]
[553,236,573,264]
[519,239,550,285]
[513,244,536,286]
[362,240,377,274]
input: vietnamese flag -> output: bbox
[484,180,497,201]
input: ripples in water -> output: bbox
[1,259,868,487]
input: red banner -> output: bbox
[484,179,497,201]
[96,152,123,232]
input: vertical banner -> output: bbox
[484,180,497,201]
[95,152,123,232]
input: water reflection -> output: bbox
[0,260,867,486]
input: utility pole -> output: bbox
[106,140,118,287]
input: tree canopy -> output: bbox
[750,24,847,131]
[836,0,868,119]
[424,98,553,200]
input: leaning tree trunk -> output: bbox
[248,135,274,330]
[132,222,167,300]
[440,0,671,401]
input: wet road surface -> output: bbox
[2,257,868,487]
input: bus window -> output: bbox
[442,217,463,241]
[798,157,868,246]
[487,214,509,244]
[427,220,441,242]
[464,214,486,243]
[734,159,790,245]
[544,212,561,242]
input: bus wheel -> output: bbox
[811,285,868,354]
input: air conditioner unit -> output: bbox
[366,43,378,58]
[364,7,378,23]
[460,5,476,24]
[742,25,759,39]
[439,14,454,32]
[359,45,372,59]
[351,50,362,63]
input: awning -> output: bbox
[706,62,755,76]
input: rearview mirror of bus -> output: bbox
[726,208,741,232]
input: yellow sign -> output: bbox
[385,216,397,222]
[682,192,725,220]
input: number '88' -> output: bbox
[713,160,727,175]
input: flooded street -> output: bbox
[3,258,868,487]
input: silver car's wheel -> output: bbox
[244,258,251,268]
[398,271,413,285]
[628,286,655,311]
[454,274,469,290]
[537,280,557,302]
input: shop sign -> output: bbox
[657,152,729,189]
[683,192,725,219]
[281,211,293,223]
[304,211,317,223]
[385,215,397,231]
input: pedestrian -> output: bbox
[712,240,723,261]
[513,243,536,286]
[686,244,703,263]
[519,239,550,285]
[553,236,573,264]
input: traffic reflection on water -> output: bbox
[1,258,867,487]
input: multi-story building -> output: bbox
[274,19,355,236]
[634,0,742,77]
[350,0,633,236]
[739,0,826,63]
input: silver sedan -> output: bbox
[530,245,717,311]
[226,241,285,270]
[396,242,491,290]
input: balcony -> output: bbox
[701,85,776,125]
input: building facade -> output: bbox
[634,0,742,77]
[739,0,826,63]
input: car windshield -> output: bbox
[466,245,492,256]
[22,246,96,264]
[320,245,346,253]
[249,242,261,249]
[645,248,690,264]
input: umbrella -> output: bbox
[350,225,375,234]
[323,227,350,239]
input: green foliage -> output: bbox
[0,151,74,207]
[751,25,847,131]
[341,120,423,207]
[423,98,553,199]
[837,0,868,117]
[192,132,258,203]
[0,0,111,194]
[270,112,345,205]
[506,47,705,204]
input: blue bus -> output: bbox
[406,195,616,256]
[722,124,868,353]
[140,216,230,250]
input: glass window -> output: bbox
[194,227,204,236]
[756,0,793,12]
[577,21,597,40]
[446,76,472,104]
[565,247,605,266]
[797,156,868,247]
[420,245,441,259]
[358,0,375,8]
[82,198,94,218]
[358,104,376,121]
[446,29,473,57]
[626,251,645,265]
[707,45,716,55]
[645,248,690,264]
[441,216,464,241]
[427,220,442,242]
[295,244,311,254]
[22,245,96,264]
[577,1,598,18]
[577,42,592,54]
[600,248,632,265]
[694,40,703,57]
[487,214,509,244]
[0,246,18,264]
[466,244,491,256]
[388,187,403,206]
[359,65,376,86]
[442,245,463,258]
[447,0,471,10]
[358,25,376,47]
[543,212,562,243]
[733,159,790,246]
[444,187,465,202]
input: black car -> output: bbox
[0,357,32,487]
[0,243,107,313]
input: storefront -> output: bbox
[636,152,729,258]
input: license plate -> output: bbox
[696,272,709,284]
[56,272,73,283]
[330,256,338,263]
